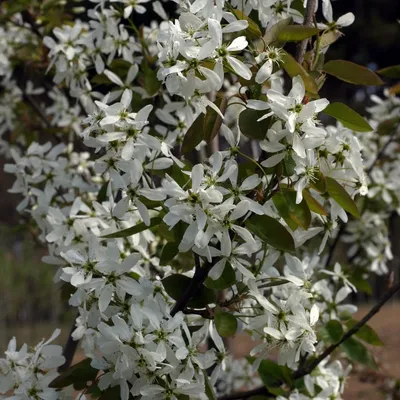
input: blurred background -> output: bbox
[0,0,399,397]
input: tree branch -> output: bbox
[218,386,271,400]
[170,255,215,317]
[324,224,345,268]
[295,0,317,64]
[58,312,79,372]
[220,280,400,400]
[366,127,399,175]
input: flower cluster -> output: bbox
[0,330,65,399]
[0,0,398,399]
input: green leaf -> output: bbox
[291,0,306,15]
[231,9,262,39]
[143,67,161,96]
[204,263,236,290]
[323,102,373,132]
[141,58,161,96]
[203,97,227,143]
[246,215,295,252]
[97,181,109,203]
[282,154,296,177]
[348,269,372,295]
[167,162,192,187]
[280,50,319,95]
[214,308,238,337]
[377,65,400,79]
[272,190,311,230]
[303,190,327,215]
[50,358,98,389]
[259,278,290,288]
[326,177,360,218]
[86,383,102,398]
[258,359,293,388]
[162,274,216,308]
[325,320,344,342]
[271,193,296,230]
[323,60,384,86]
[340,337,377,369]
[263,17,292,46]
[98,386,120,399]
[277,25,318,42]
[102,216,163,238]
[239,108,271,140]
[160,242,180,266]
[181,113,205,153]
[203,371,217,400]
[377,117,400,136]
[345,320,384,346]
[310,171,327,193]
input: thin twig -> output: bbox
[295,0,317,64]
[170,255,215,316]
[58,312,79,372]
[366,127,399,175]
[23,93,52,128]
[324,224,345,268]
[218,386,271,400]
[20,10,43,39]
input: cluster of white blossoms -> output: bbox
[0,330,65,400]
[0,0,399,399]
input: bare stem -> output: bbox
[171,255,215,316]
[295,0,317,64]
[58,312,79,372]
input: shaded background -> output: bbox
[0,0,400,396]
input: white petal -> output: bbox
[192,164,204,192]
[309,304,319,326]
[222,20,248,33]
[261,153,285,167]
[208,18,222,46]
[227,36,248,52]
[255,60,273,84]
[121,89,132,108]
[322,0,333,22]
[337,12,355,27]
[104,69,124,86]
[99,285,113,312]
[227,56,252,80]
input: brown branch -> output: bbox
[366,127,399,175]
[170,255,215,316]
[324,223,345,268]
[219,280,400,400]
[58,312,79,372]
[218,386,271,400]
[295,0,317,64]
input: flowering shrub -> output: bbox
[0,0,400,399]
